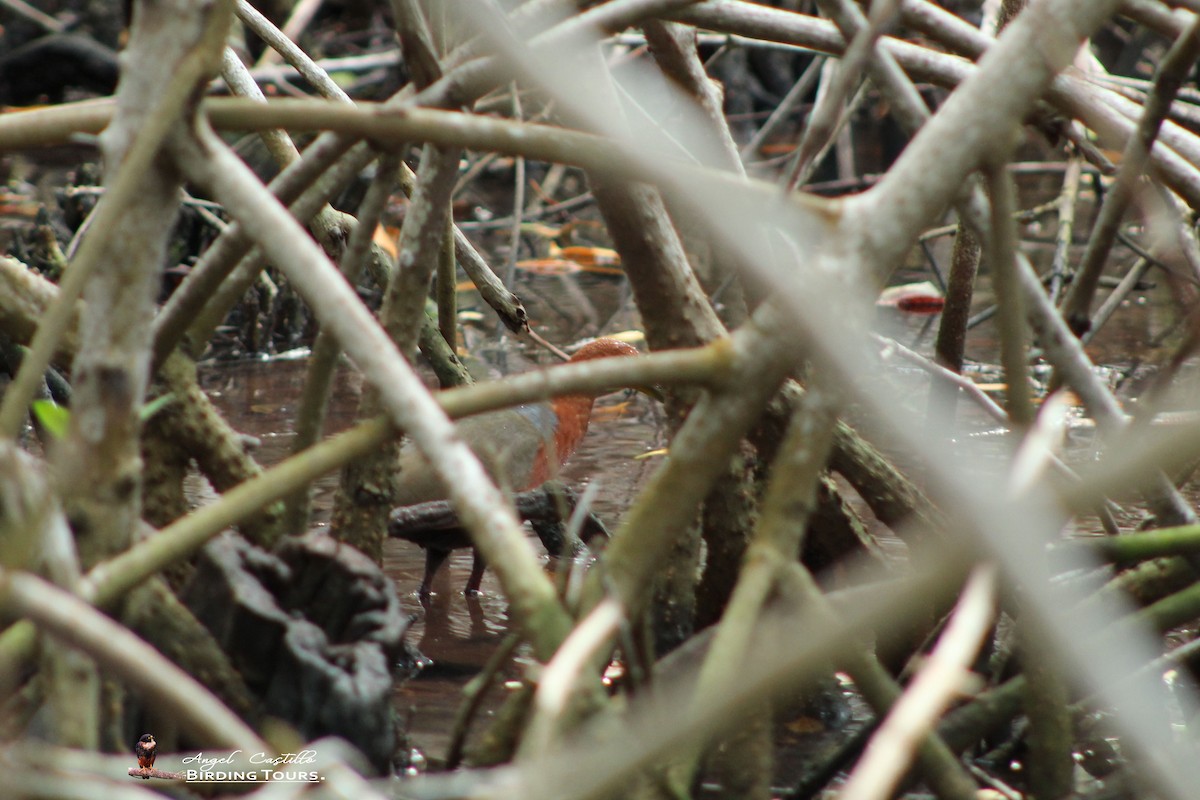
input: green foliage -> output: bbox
[30,399,69,439]
[141,393,176,422]
[30,394,174,440]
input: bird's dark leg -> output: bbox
[466,549,487,594]
[420,548,452,597]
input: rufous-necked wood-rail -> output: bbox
[393,337,641,595]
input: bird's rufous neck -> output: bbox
[551,393,598,462]
[523,338,639,485]
[522,393,596,487]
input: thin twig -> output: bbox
[445,632,522,769]
[1081,257,1151,346]
[986,161,1035,426]
[253,0,327,69]
[504,83,528,292]
[1047,155,1083,303]
[521,599,625,759]
[236,0,352,102]
[841,566,996,800]
[0,0,65,31]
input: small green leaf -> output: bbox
[31,399,69,439]
[141,393,175,422]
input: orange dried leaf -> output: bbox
[759,142,797,155]
[579,263,625,276]
[557,245,621,267]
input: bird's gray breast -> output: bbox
[513,403,558,439]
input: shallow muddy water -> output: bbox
[198,270,666,765]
